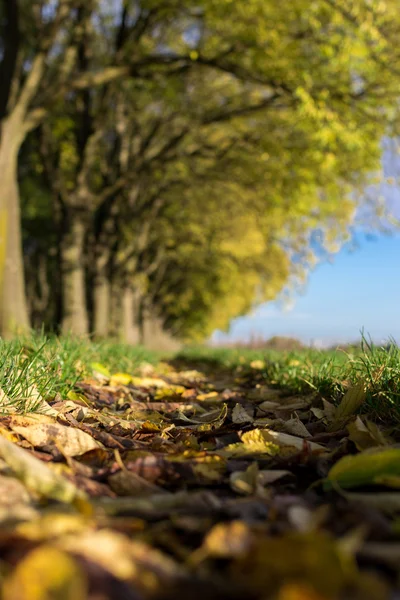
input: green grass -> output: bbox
[1,333,400,426]
[0,334,162,413]
[177,337,400,426]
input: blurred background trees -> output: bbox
[1,0,400,345]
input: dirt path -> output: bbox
[0,360,397,599]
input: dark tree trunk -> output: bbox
[60,209,89,335]
[0,115,30,337]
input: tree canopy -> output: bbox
[1,0,400,342]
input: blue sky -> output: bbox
[212,230,400,348]
[212,142,400,347]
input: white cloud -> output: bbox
[250,303,311,321]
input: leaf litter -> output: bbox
[0,358,399,598]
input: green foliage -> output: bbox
[13,0,400,340]
[0,333,162,414]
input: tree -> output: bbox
[6,0,400,338]
[0,0,199,336]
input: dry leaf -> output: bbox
[3,546,86,600]
[284,417,311,438]
[329,381,367,431]
[11,423,104,457]
[230,462,260,495]
[202,520,254,557]
[232,403,253,424]
[231,532,355,598]
[0,433,88,505]
[246,429,325,453]
[326,447,400,490]
[347,416,389,451]
[58,529,182,587]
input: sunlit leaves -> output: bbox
[326,448,400,490]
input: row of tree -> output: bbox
[1,0,400,343]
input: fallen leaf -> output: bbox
[196,391,219,401]
[109,372,133,386]
[250,360,265,370]
[325,447,400,490]
[284,417,311,438]
[310,407,325,420]
[322,399,336,421]
[230,462,260,495]
[202,520,254,557]
[196,404,228,431]
[0,474,38,523]
[91,362,111,381]
[11,414,56,426]
[11,423,104,457]
[276,583,329,600]
[3,546,87,600]
[329,381,367,431]
[223,428,280,457]
[287,506,315,533]
[0,433,88,506]
[16,513,91,540]
[232,403,253,424]
[347,417,389,451]
[258,400,281,412]
[231,532,355,598]
[258,470,293,485]
[243,429,325,454]
[108,469,164,496]
[130,377,168,389]
[58,529,183,589]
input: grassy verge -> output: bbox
[177,338,400,426]
[0,334,163,413]
[1,334,400,426]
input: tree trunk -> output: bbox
[92,251,110,338]
[108,281,123,339]
[0,116,30,337]
[61,211,89,335]
[121,285,140,345]
[141,301,181,351]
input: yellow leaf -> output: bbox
[196,404,228,431]
[243,428,325,454]
[329,381,367,431]
[130,377,168,389]
[223,428,280,457]
[250,360,265,370]
[11,423,103,457]
[203,520,254,557]
[232,532,355,598]
[0,433,87,506]
[154,385,186,399]
[109,372,133,386]
[192,462,223,482]
[197,391,219,401]
[277,583,328,600]
[16,513,90,541]
[3,546,86,600]
[58,529,182,586]
[326,447,400,490]
[90,362,110,379]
